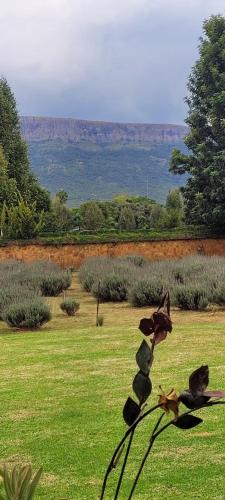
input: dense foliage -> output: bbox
[79,254,225,310]
[170,15,225,227]
[27,139,187,206]
[38,192,186,238]
[40,272,72,296]
[0,79,187,239]
[60,299,80,316]
[0,78,50,212]
[128,279,163,307]
[175,285,209,310]
[2,197,45,239]
[0,146,18,209]
[80,201,105,230]
[72,193,184,233]
[0,78,51,239]
[0,260,72,328]
[3,298,51,328]
[92,275,129,302]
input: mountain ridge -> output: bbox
[21,116,188,144]
[20,116,187,205]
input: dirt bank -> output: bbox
[0,238,224,268]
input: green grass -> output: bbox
[0,275,224,498]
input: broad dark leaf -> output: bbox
[173,414,203,429]
[123,397,140,426]
[178,391,210,409]
[132,371,152,405]
[189,365,209,395]
[139,318,154,336]
[136,340,153,375]
[158,291,170,316]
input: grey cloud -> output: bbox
[1,0,225,123]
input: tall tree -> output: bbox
[118,205,136,230]
[80,201,105,230]
[0,78,50,211]
[56,189,68,205]
[170,15,225,226]
[0,78,31,193]
[0,146,18,207]
[164,189,184,228]
[3,197,44,239]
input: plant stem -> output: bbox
[127,401,225,499]
[153,401,225,441]
[128,441,154,500]
[100,404,161,500]
[151,337,155,355]
[96,280,100,326]
[127,413,164,500]
[112,339,156,499]
[114,430,135,500]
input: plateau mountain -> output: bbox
[21,116,187,206]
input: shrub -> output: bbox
[80,254,225,307]
[175,286,208,310]
[3,197,45,239]
[60,299,80,316]
[81,272,96,292]
[0,285,39,320]
[92,274,128,302]
[3,299,51,328]
[214,285,225,305]
[172,270,185,284]
[40,271,72,296]
[119,255,148,267]
[128,280,163,307]
[0,464,42,500]
[97,315,104,326]
[79,257,111,291]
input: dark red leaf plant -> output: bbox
[100,292,225,499]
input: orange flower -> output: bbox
[158,386,180,419]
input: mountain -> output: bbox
[21,116,188,206]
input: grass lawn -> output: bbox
[0,274,225,499]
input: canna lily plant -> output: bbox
[100,292,225,499]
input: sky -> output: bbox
[0,0,225,124]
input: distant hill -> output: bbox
[21,116,188,206]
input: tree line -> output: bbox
[44,190,183,234]
[1,14,225,238]
[0,78,184,238]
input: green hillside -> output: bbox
[27,140,187,206]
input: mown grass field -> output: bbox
[0,274,225,499]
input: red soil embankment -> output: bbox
[0,239,225,268]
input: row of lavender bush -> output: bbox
[79,254,225,310]
[0,260,72,328]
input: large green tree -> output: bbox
[0,78,50,211]
[80,201,105,230]
[118,204,136,230]
[0,146,18,208]
[170,15,225,226]
[164,189,184,228]
[0,78,31,193]
[3,197,44,239]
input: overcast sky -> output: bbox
[0,0,225,124]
